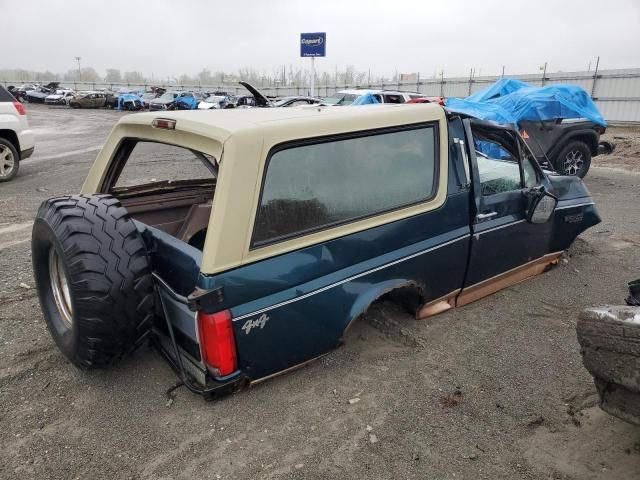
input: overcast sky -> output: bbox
[2,0,639,78]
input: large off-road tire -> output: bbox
[32,194,154,369]
[554,140,592,178]
[0,138,20,182]
[577,306,640,425]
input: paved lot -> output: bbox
[1,104,639,480]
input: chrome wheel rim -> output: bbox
[0,144,15,178]
[49,248,73,327]
[563,150,584,176]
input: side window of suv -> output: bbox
[252,125,438,247]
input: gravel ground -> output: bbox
[1,104,639,480]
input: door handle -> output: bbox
[477,211,498,221]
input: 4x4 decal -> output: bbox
[241,313,269,335]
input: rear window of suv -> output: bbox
[0,86,16,102]
[252,124,438,247]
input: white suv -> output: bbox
[0,85,35,182]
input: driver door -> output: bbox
[458,120,558,305]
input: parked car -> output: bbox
[272,96,321,107]
[320,89,417,106]
[233,95,257,107]
[140,92,159,109]
[197,95,230,110]
[235,82,321,108]
[68,91,108,108]
[117,93,145,111]
[175,92,204,110]
[577,280,640,425]
[149,91,180,111]
[45,89,75,105]
[149,91,203,111]
[25,86,52,104]
[0,85,35,182]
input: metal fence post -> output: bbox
[591,56,600,98]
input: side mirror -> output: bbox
[526,187,557,224]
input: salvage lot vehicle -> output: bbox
[447,79,609,178]
[25,86,51,104]
[321,89,419,105]
[31,104,600,396]
[149,91,204,111]
[69,91,108,109]
[45,89,75,105]
[198,95,229,110]
[519,119,606,178]
[239,81,320,108]
[272,96,321,107]
[0,85,35,182]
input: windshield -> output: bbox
[321,93,358,105]
[158,92,178,102]
[205,96,225,103]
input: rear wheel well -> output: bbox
[342,282,426,339]
[0,130,19,157]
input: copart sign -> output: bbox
[300,32,326,57]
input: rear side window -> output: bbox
[252,125,438,247]
[109,141,217,191]
[0,86,15,102]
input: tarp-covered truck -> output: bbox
[446,79,610,178]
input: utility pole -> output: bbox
[541,61,547,86]
[501,65,505,77]
[75,56,82,81]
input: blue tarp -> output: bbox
[117,93,143,111]
[466,78,530,103]
[445,78,606,127]
[175,95,197,109]
[351,92,379,105]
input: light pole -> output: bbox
[74,57,82,81]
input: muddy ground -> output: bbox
[1,105,639,480]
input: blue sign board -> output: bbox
[300,32,326,57]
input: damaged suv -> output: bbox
[32,105,600,397]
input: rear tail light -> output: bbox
[196,309,237,377]
[13,102,26,115]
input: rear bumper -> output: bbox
[18,128,35,157]
[152,331,247,398]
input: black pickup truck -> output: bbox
[517,119,608,178]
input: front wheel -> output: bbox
[554,141,591,178]
[0,138,20,182]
